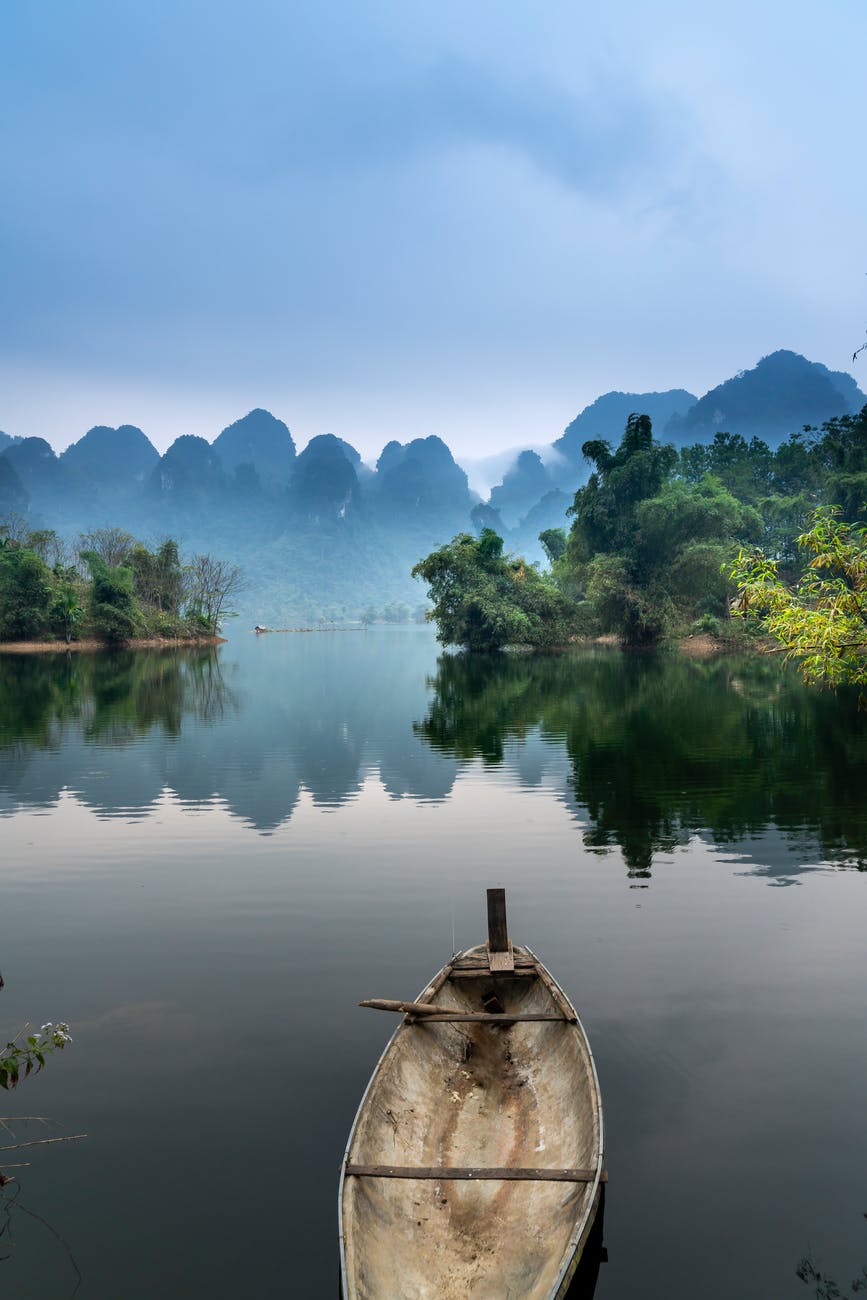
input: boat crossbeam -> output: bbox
[345,1164,607,1183]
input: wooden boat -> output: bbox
[339,891,605,1299]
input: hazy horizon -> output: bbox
[2,343,862,473]
[3,1,865,460]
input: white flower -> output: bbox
[37,1021,72,1045]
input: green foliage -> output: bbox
[0,546,54,640]
[0,1023,72,1092]
[677,432,774,502]
[81,550,141,642]
[0,522,241,645]
[567,414,678,562]
[0,647,230,751]
[756,492,814,566]
[580,553,676,645]
[673,409,867,570]
[412,528,577,650]
[539,527,566,565]
[129,539,183,616]
[415,646,867,877]
[730,506,867,687]
[564,417,760,644]
[810,406,867,520]
[49,580,82,643]
[690,612,722,637]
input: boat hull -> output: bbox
[339,944,604,1299]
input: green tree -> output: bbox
[677,432,774,503]
[50,579,82,644]
[129,538,183,617]
[0,546,54,640]
[81,550,140,643]
[730,506,867,687]
[568,415,677,558]
[564,416,760,644]
[810,405,867,522]
[412,528,576,650]
[539,527,566,565]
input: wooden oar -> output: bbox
[359,999,444,1016]
[358,999,573,1023]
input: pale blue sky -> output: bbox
[2,0,865,456]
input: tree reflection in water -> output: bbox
[415,648,867,879]
[0,647,234,752]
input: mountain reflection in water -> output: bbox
[2,639,866,879]
[2,631,866,1300]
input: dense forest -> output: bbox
[0,525,240,644]
[415,402,867,666]
[0,350,863,628]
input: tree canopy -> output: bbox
[0,519,243,644]
[561,414,761,644]
[412,528,576,650]
[730,506,867,687]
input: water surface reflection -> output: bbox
[3,642,866,881]
[416,649,867,879]
[1,632,865,1298]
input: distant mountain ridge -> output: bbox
[61,424,158,492]
[554,388,698,459]
[211,409,296,490]
[664,350,864,445]
[1,350,863,621]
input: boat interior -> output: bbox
[341,943,603,1300]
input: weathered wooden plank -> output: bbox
[410,1012,574,1023]
[529,954,577,1023]
[448,968,537,980]
[486,888,509,952]
[489,943,516,972]
[346,1164,606,1183]
[451,954,535,970]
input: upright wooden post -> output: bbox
[487,888,509,952]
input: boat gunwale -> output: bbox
[338,955,456,1293]
[525,944,606,1299]
[338,944,604,1300]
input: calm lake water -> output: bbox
[1,628,866,1299]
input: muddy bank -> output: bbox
[0,636,227,655]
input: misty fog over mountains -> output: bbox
[1,350,863,625]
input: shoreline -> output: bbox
[0,635,227,655]
[674,631,775,658]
